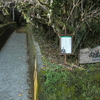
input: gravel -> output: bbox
[0,33,30,100]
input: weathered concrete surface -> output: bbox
[0,33,30,100]
[26,24,43,100]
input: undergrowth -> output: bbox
[38,59,100,100]
[32,23,100,100]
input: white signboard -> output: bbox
[60,36,72,54]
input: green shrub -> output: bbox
[38,65,100,100]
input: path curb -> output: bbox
[26,24,43,100]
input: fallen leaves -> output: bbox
[18,91,24,97]
[35,32,82,70]
[19,94,23,97]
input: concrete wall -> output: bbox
[26,24,43,100]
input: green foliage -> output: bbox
[38,65,100,100]
[16,1,33,23]
[14,0,100,52]
[83,20,100,48]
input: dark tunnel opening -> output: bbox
[9,1,26,27]
[0,2,26,50]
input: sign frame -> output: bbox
[60,34,73,55]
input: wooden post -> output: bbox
[64,55,67,64]
[65,27,67,35]
[64,28,67,64]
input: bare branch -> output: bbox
[36,0,48,6]
[67,0,82,21]
[89,0,99,11]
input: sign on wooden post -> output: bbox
[60,35,73,54]
[79,46,100,64]
[60,34,73,64]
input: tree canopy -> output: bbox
[1,0,100,52]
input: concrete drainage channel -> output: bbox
[26,24,43,100]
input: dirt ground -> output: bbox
[34,33,81,70]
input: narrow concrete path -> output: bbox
[0,33,30,100]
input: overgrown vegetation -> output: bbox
[38,63,100,100]
[14,0,100,53]
[35,31,100,100]
[31,0,100,53]
[0,1,100,100]
[0,2,13,24]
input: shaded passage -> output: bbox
[0,33,30,100]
